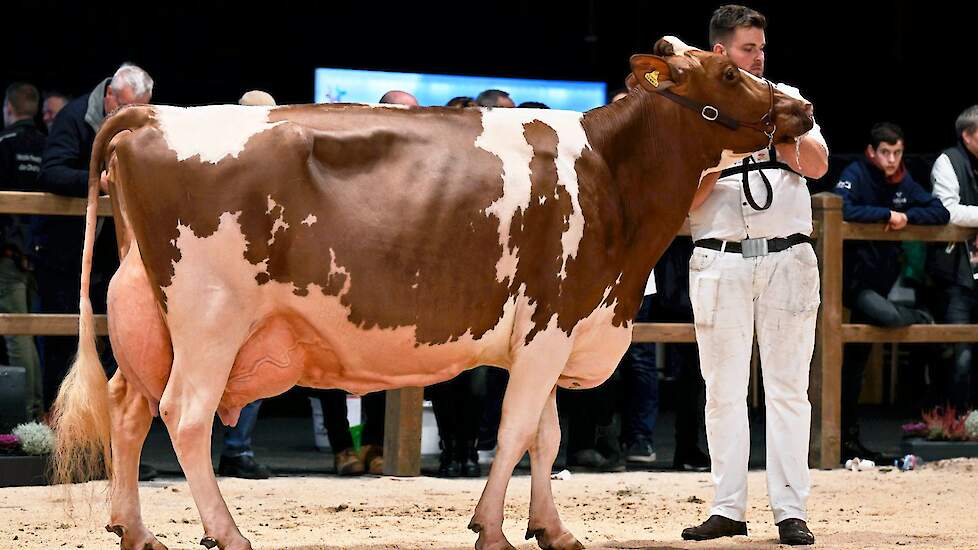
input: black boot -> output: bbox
[437,439,460,478]
[457,439,481,478]
[841,425,884,463]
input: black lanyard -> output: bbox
[718,148,801,211]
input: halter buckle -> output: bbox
[701,106,719,121]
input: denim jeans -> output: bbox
[0,257,42,417]
[223,400,262,458]
[619,294,658,445]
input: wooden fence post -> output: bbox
[382,387,424,476]
[810,192,843,469]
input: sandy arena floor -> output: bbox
[2,459,976,549]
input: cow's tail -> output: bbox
[50,105,153,486]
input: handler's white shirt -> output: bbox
[688,84,827,242]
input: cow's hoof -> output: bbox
[527,527,585,550]
[199,537,218,549]
[107,524,169,550]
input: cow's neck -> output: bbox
[584,91,717,277]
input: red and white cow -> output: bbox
[52,37,813,550]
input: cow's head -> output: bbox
[626,36,813,156]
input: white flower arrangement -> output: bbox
[11,422,55,456]
[966,410,978,441]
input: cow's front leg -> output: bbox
[526,387,583,550]
[160,349,252,550]
[105,372,169,550]
[469,341,570,550]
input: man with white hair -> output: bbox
[36,62,156,479]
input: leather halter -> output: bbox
[658,79,777,149]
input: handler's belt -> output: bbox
[718,147,802,211]
[694,233,813,258]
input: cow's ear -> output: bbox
[629,54,677,92]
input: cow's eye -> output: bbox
[724,68,738,82]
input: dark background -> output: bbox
[4,1,974,164]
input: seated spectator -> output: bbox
[517,101,548,109]
[834,122,949,461]
[930,105,978,410]
[41,92,70,132]
[475,89,515,108]
[0,83,45,419]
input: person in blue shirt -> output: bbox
[833,122,949,462]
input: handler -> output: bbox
[681,5,828,546]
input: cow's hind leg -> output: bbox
[525,387,582,550]
[469,341,570,550]
[106,371,168,550]
[160,349,252,550]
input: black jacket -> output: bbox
[0,119,46,256]
[35,79,115,277]
[834,157,949,305]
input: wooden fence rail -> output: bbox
[2,191,974,473]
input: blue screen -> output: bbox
[314,68,607,112]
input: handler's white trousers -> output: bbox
[689,243,819,524]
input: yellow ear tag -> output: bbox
[645,70,660,88]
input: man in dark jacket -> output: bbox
[36,63,152,406]
[930,105,978,410]
[0,82,45,418]
[834,122,949,461]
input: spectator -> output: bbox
[379,90,419,107]
[475,89,515,108]
[516,101,548,109]
[41,92,69,132]
[0,82,44,418]
[215,90,280,480]
[36,62,156,481]
[609,88,628,103]
[424,95,489,477]
[834,122,948,461]
[644,239,712,472]
[446,96,476,108]
[330,89,423,476]
[930,105,978,410]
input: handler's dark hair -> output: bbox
[709,5,767,48]
[869,122,904,149]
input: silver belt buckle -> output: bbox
[741,237,769,258]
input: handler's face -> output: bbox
[714,26,766,78]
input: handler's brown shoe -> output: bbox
[358,444,384,475]
[681,515,748,541]
[777,518,815,545]
[334,447,365,476]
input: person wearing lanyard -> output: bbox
[680,5,829,546]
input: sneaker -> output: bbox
[334,447,365,476]
[673,447,711,472]
[624,439,657,464]
[138,463,158,481]
[217,455,271,479]
[568,448,609,470]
